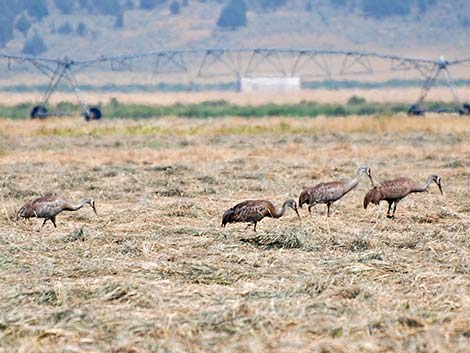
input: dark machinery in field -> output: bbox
[29,58,102,120]
[1,49,469,120]
[407,56,470,116]
[1,55,102,120]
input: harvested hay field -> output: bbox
[0,115,469,352]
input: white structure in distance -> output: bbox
[241,77,301,93]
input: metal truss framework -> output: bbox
[1,49,470,119]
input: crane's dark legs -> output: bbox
[392,202,398,218]
[41,217,57,227]
[326,203,332,217]
[253,222,257,232]
[308,202,317,214]
[51,216,57,228]
[386,201,398,219]
[386,201,393,218]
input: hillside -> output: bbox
[1,0,470,60]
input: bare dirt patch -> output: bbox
[0,116,469,352]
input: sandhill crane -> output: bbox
[221,199,300,232]
[363,174,443,218]
[299,166,374,217]
[16,195,97,228]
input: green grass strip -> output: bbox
[0,98,461,120]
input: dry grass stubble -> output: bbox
[0,115,469,352]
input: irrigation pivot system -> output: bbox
[1,48,469,119]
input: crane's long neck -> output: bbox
[272,203,288,218]
[412,176,434,193]
[343,170,363,195]
[64,198,88,211]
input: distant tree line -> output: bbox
[0,0,458,54]
[217,0,290,30]
[328,0,439,18]
[0,0,125,54]
[0,1,48,47]
[0,0,190,48]
[216,0,441,30]
[359,0,437,18]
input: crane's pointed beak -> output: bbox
[437,181,443,195]
[369,174,381,188]
[367,170,378,187]
[294,207,301,220]
[91,201,98,215]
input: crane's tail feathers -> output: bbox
[363,188,381,209]
[222,208,234,227]
[298,190,310,209]
[363,195,370,209]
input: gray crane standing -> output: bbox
[222,199,300,232]
[17,195,97,228]
[363,175,443,218]
[299,166,375,217]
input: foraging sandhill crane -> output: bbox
[16,195,97,228]
[363,174,443,218]
[299,166,374,217]
[221,199,300,232]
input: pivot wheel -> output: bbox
[30,105,48,119]
[459,103,470,115]
[84,107,102,121]
[407,104,425,116]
